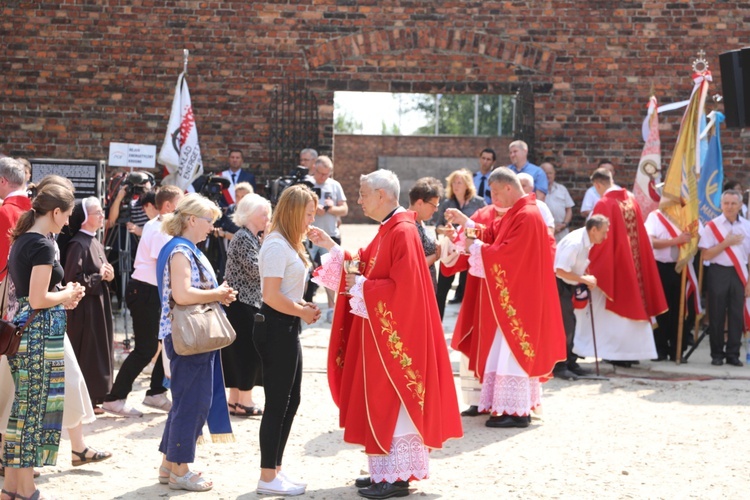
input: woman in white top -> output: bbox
[255,185,320,496]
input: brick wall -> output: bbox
[333,135,511,222]
[2,1,749,217]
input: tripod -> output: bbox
[104,219,133,350]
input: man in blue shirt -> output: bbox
[508,140,548,200]
[473,147,495,205]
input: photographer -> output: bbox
[303,155,347,322]
[106,171,153,237]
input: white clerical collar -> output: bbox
[80,229,96,237]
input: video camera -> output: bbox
[106,171,154,223]
[199,175,231,205]
[265,166,313,205]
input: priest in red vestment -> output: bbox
[574,167,667,365]
[444,167,566,428]
[309,169,462,500]
[0,157,31,279]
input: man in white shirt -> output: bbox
[698,189,750,366]
[303,155,348,322]
[102,186,184,417]
[553,215,610,379]
[541,160,575,241]
[580,160,618,218]
[518,172,554,236]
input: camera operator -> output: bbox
[106,171,153,237]
[303,155,347,322]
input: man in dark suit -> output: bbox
[220,149,256,204]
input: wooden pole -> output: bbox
[693,263,704,343]
[675,266,688,364]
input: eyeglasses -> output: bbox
[196,216,214,223]
[88,210,105,217]
[425,201,439,209]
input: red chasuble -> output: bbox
[327,211,463,455]
[457,196,566,380]
[589,189,667,320]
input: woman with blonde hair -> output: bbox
[255,185,320,496]
[434,168,486,318]
[154,193,237,492]
[221,193,272,416]
[3,184,85,500]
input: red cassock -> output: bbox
[327,211,463,455]
[451,196,566,380]
[589,189,667,320]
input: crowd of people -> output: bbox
[0,140,748,498]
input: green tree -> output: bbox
[412,94,514,136]
[334,102,363,134]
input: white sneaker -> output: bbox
[102,399,143,417]
[143,393,172,412]
[257,476,305,496]
[278,470,307,488]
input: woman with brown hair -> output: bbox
[255,185,320,496]
[2,184,85,500]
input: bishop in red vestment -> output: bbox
[310,170,462,499]
[445,168,566,428]
[574,168,667,363]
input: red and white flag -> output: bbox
[159,72,203,190]
[633,96,662,217]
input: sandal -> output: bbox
[158,465,171,484]
[235,404,263,417]
[1,489,15,500]
[15,491,44,500]
[227,403,237,416]
[71,447,112,467]
[169,470,212,492]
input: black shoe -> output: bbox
[460,405,480,417]
[607,360,634,368]
[448,297,463,304]
[711,358,723,366]
[726,358,744,367]
[651,354,668,362]
[553,368,579,381]
[355,476,372,488]
[485,414,530,428]
[568,364,593,376]
[358,481,410,499]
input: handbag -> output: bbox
[0,273,40,356]
[168,249,236,356]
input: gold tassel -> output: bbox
[211,433,236,444]
[196,435,206,445]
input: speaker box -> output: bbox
[720,49,749,128]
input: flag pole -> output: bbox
[675,266,688,364]
[694,263,704,343]
[183,49,189,75]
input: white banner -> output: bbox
[108,142,156,168]
[158,72,203,190]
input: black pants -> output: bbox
[706,265,745,361]
[436,268,467,319]
[105,279,166,401]
[254,304,302,469]
[653,261,687,359]
[555,278,577,371]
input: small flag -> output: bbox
[634,96,662,216]
[697,112,725,224]
[158,72,203,190]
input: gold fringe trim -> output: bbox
[210,433,236,444]
[196,435,206,445]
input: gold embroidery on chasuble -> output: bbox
[490,264,536,360]
[374,301,425,411]
[617,197,647,309]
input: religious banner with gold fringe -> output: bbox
[634,95,662,216]
[658,70,710,272]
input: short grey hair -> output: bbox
[0,157,26,187]
[361,170,400,200]
[722,189,743,203]
[517,172,534,189]
[232,193,271,228]
[300,148,318,159]
[586,214,610,231]
[509,140,529,151]
[487,167,522,190]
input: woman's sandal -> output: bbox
[169,470,212,492]
[71,447,112,467]
[1,488,15,500]
[235,404,263,417]
[227,402,237,416]
[159,466,203,484]
[15,490,45,500]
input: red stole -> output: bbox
[589,189,667,320]
[706,220,750,327]
[328,211,462,454]
[467,195,566,379]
